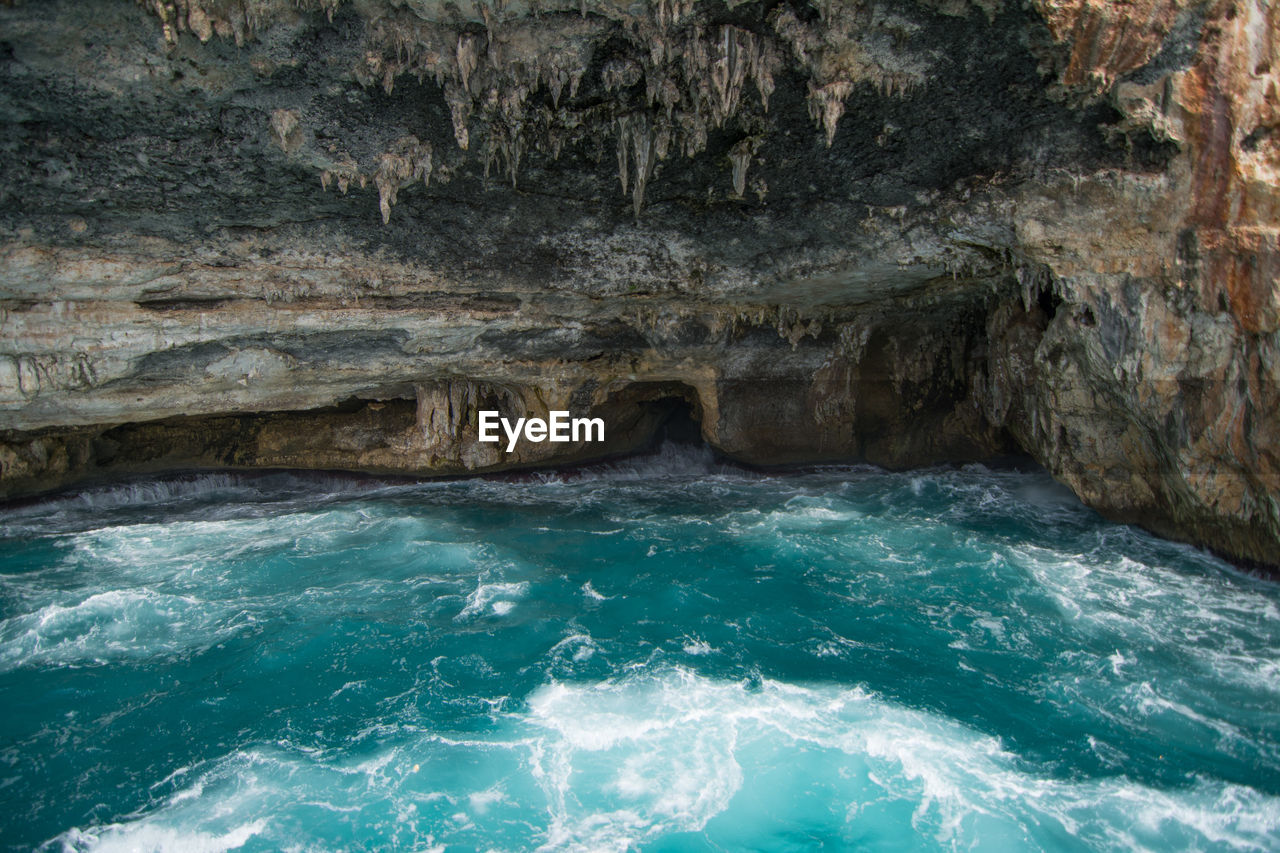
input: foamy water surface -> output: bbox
[1,447,1277,851]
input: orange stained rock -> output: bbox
[1033,0,1186,89]
[1037,0,1278,333]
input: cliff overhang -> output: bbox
[1,0,1277,569]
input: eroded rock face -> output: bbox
[0,0,1276,569]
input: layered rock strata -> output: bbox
[0,0,1276,569]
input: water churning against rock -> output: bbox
[1,447,1278,851]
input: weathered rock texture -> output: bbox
[0,0,1276,568]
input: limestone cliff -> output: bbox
[0,0,1276,569]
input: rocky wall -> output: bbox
[0,0,1276,569]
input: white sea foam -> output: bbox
[518,669,1280,852]
[681,638,713,655]
[0,588,241,672]
[457,581,529,619]
[54,819,267,853]
[0,471,400,541]
[1011,542,1280,699]
[41,669,1280,853]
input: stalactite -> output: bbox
[631,117,656,219]
[808,81,853,147]
[373,136,433,224]
[616,113,660,218]
[616,122,629,196]
[139,0,925,223]
[456,32,484,95]
[753,43,778,112]
[268,109,302,154]
[140,0,342,45]
[728,137,759,198]
[602,58,641,91]
[445,83,473,150]
[320,153,359,194]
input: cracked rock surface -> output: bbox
[0,0,1277,570]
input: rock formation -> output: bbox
[0,0,1276,569]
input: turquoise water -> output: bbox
[1,446,1278,851]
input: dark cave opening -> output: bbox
[597,381,709,454]
[649,396,705,447]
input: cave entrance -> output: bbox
[654,396,702,446]
[600,381,707,452]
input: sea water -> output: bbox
[1,446,1277,851]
